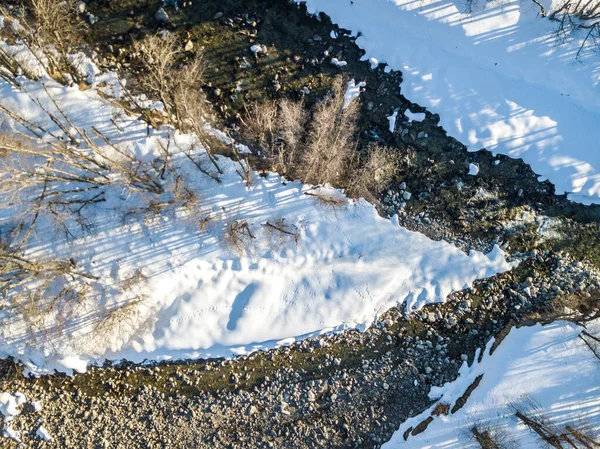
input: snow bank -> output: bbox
[297,0,600,204]
[383,320,600,448]
[0,47,513,374]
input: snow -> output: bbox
[296,0,600,204]
[36,425,52,441]
[0,392,24,420]
[468,163,480,176]
[331,57,348,67]
[343,79,366,109]
[388,109,399,132]
[31,401,43,413]
[2,427,21,443]
[0,44,514,374]
[383,320,600,448]
[57,356,89,374]
[404,110,426,123]
[369,57,379,69]
[0,392,27,443]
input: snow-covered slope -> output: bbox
[383,320,600,448]
[299,0,600,204]
[0,50,513,374]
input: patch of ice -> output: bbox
[0,392,27,443]
[0,393,22,420]
[2,427,21,443]
[31,401,43,413]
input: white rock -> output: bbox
[250,44,266,54]
[468,163,480,175]
[155,8,169,23]
[331,58,347,68]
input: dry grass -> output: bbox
[243,99,307,175]
[243,77,398,203]
[301,76,359,186]
[93,296,148,347]
[243,76,359,187]
[347,144,399,202]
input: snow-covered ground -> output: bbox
[0,43,513,374]
[383,319,600,448]
[299,0,600,204]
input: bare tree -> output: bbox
[133,34,221,174]
[242,99,307,176]
[550,0,600,58]
[511,396,600,448]
[302,76,359,186]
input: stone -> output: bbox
[184,40,194,52]
[155,8,169,23]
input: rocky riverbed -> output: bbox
[1,0,599,448]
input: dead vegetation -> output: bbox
[243,76,398,199]
[264,219,300,246]
[132,33,222,175]
[0,246,98,340]
[579,329,600,361]
[0,0,87,83]
[550,0,600,58]
[223,220,256,255]
[470,424,518,449]
[512,396,600,448]
[304,191,348,210]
